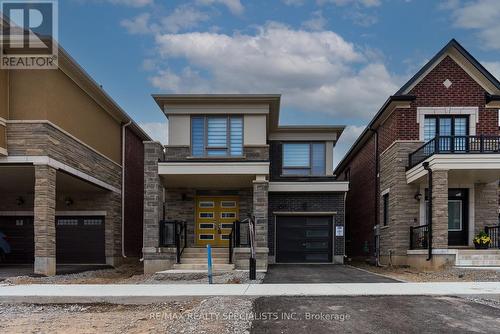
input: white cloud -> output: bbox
[121,13,152,35]
[318,0,382,7]
[196,0,244,15]
[333,125,366,169]
[139,122,168,144]
[121,5,210,35]
[483,61,500,80]
[161,5,210,33]
[150,23,400,121]
[449,0,500,49]
[302,10,327,31]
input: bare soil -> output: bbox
[0,297,254,334]
[352,262,500,282]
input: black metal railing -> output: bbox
[410,224,430,250]
[408,135,500,168]
[228,219,252,264]
[485,225,500,249]
[159,220,187,263]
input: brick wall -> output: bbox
[338,135,376,258]
[268,192,345,256]
[124,127,144,257]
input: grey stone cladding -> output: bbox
[379,141,422,259]
[7,122,121,188]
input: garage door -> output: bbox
[276,216,333,263]
[56,216,106,264]
[0,217,34,264]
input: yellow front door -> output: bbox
[195,196,239,247]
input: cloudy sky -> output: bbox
[54,0,500,167]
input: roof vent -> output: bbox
[443,79,452,89]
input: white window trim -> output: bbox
[416,107,479,141]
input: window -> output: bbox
[282,142,326,176]
[424,115,469,151]
[383,193,389,226]
[191,116,243,157]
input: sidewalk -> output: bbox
[1,282,500,304]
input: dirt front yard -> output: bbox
[352,262,500,282]
[0,297,255,334]
[1,264,264,285]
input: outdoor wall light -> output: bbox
[64,197,74,207]
[414,193,422,201]
[16,196,25,206]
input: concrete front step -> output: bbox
[172,263,235,271]
[455,249,500,267]
[182,247,229,253]
[180,258,230,264]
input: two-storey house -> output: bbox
[335,39,500,269]
[142,95,349,273]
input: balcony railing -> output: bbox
[159,220,187,263]
[485,225,500,249]
[409,224,429,250]
[408,135,500,169]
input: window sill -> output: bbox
[186,156,247,160]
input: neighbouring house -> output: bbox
[0,47,150,275]
[335,39,500,270]
[142,94,349,273]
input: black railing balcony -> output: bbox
[485,225,500,249]
[408,135,500,168]
[410,224,430,250]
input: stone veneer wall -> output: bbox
[7,122,121,188]
[33,165,57,276]
[378,141,422,264]
[432,170,449,248]
[474,181,498,234]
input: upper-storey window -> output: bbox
[191,116,243,157]
[282,142,325,176]
[424,115,468,151]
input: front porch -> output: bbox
[404,139,500,269]
[142,142,270,274]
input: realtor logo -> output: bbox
[1,0,58,69]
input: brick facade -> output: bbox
[336,50,500,266]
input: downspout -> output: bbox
[369,128,383,266]
[423,162,432,261]
[121,120,132,258]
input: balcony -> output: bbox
[409,135,500,168]
[406,135,500,184]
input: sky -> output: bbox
[52,0,500,168]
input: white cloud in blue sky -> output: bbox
[61,0,500,166]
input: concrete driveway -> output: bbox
[263,264,398,283]
[251,295,500,333]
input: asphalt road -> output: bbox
[264,264,398,283]
[251,295,500,333]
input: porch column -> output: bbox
[253,175,268,248]
[432,169,448,248]
[34,165,56,276]
[143,142,169,273]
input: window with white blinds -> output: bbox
[282,142,326,176]
[191,116,243,157]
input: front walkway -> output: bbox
[1,282,500,304]
[264,264,397,283]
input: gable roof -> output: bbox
[334,38,499,175]
[396,39,500,95]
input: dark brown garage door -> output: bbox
[0,216,34,264]
[276,216,333,263]
[56,216,106,264]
